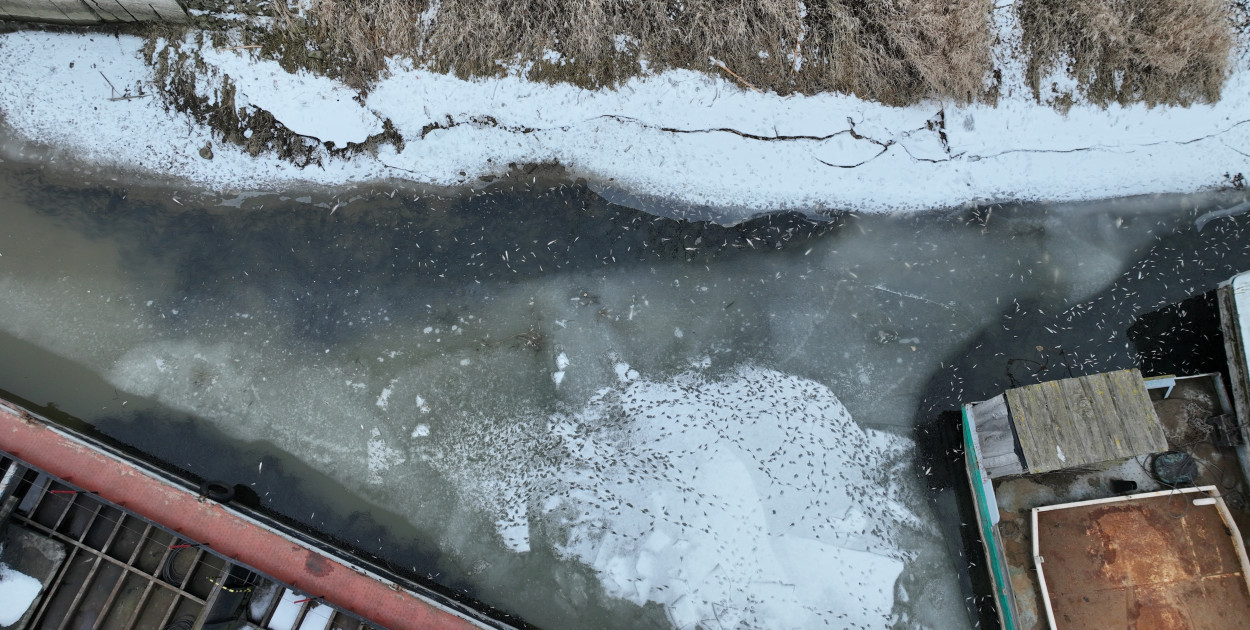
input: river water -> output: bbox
[1,151,1248,629]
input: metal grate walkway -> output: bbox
[1,457,380,630]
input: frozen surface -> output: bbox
[532,365,912,628]
[0,563,41,625]
[0,158,1238,628]
[0,20,1247,219]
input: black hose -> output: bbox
[161,615,195,630]
[161,543,190,585]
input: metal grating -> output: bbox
[1,460,383,630]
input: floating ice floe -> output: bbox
[417,363,916,629]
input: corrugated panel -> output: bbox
[1006,369,1166,474]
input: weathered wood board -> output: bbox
[1006,369,1166,474]
[970,394,1025,478]
[1221,277,1250,450]
[0,0,187,23]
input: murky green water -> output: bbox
[1,153,1247,629]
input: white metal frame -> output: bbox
[1031,485,1250,630]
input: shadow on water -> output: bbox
[16,167,844,348]
[913,204,1250,628]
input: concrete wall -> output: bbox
[0,0,188,23]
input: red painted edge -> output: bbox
[0,405,486,630]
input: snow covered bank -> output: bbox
[0,11,1247,220]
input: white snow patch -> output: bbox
[198,46,383,147]
[411,423,430,438]
[0,563,41,625]
[268,589,304,630]
[556,352,570,370]
[414,364,915,629]
[613,362,639,382]
[367,427,406,484]
[375,386,393,409]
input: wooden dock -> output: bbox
[1005,369,1168,474]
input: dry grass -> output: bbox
[271,0,995,104]
[271,0,428,88]
[1019,0,1233,106]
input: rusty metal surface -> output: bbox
[0,404,494,630]
[1036,493,1250,629]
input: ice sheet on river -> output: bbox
[420,364,914,629]
[108,337,913,628]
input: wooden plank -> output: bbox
[0,0,185,22]
[83,0,128,21]
[1007,369,1166,473]
[1082,373,1130,459]
[1075,373,1117,460]
[1008,384,1063,473]
[1005,387,1039,472]
[1023,383,1064,472]
[1100,371,1147,459]
[1105,369,1166,455]
[1057,376,1108,464]
[0,0,97,23]
[1219,282,1250,449]
[113,0,185,20]
[1044,379,1092,470]
[1039,380,1080,471]
[971,396,1025,477]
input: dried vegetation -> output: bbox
[185,0,1239,115]
[141,33,403,165]
[270,0,996,105]
[1019,0,1234,106]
